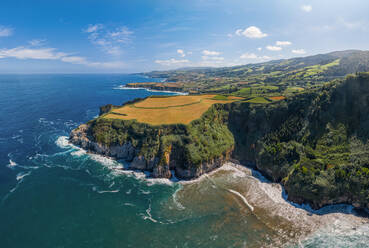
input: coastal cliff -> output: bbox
[70,73,369,210]
[70,104,234,179]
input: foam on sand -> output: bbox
[228,189,254,212]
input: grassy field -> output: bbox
[269,96,286,101]
[245,96,271,104]
[103,95,243,125]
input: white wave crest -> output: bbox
[7,159,17,169]
[97,189,120,194]
[71,149,86,157]
[141,203,158,223]
[55,136,71,149]
[16,171,32,181]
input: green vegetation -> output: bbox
[227,73,369,209]
[75,51,369,209]
[88,103,234,172]
[245,96,271,104]
[143,50,369,97]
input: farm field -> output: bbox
[103,95,243,125]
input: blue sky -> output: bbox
[0,0,369,73]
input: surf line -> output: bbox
[228,189,254,212]
[204,173,254,212]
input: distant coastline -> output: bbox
[114,85,189,95]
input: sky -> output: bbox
[0,0,369,73]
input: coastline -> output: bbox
[64,135,369,215]
[114,85,189,95]
[174,162,368,246]
[60,135,369,246]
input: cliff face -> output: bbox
[70,104,234,179]
[70,73,369,209]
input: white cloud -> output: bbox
[0,46,124,69]
[155,58,189,66]
[235,26,267,39]
[202,56,224,61]
[292,49,307,55]
[0,26,13,37]
[0,47,66,60]
[257,47,262,51]
[240,53,258,59]
[109,26,133,43]
[240,53,271,61]
[266,45,282,51]
[84,24,133,56]
[87,61,125,69]
[28,39,46,46]
[84,24,103,33]
[61,56,87,64]
[338,18,366,30]
[177,49,185,57]
[276,41,292,46]
[202,50,221,56]
[301,5,312,12]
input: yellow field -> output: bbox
[103,95,242,125]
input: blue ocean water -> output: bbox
[0,74,368,248]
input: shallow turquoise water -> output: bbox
[0,74,367,247]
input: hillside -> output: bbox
[142,50,369,96]
[70,72,369,210]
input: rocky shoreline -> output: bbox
[69,123,231,180]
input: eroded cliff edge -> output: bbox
[70,73,369,210]
[70,104,234,179]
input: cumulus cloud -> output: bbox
[235,26,267,39]
[0,26,13,37]
[276,41,292,46]
[0,46,124,69]
[177,49,185,57]
[292,49,307,55]
[257,47,262,51]
[202,56,224,61]
[84,24,133,56]
[301,5,312,12]
[202,50,221,56]
[240,53,271,61]
[155,58,189,66]
[266,45,282,51]
[0,47,66,60]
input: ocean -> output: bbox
[0,74,368,248]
